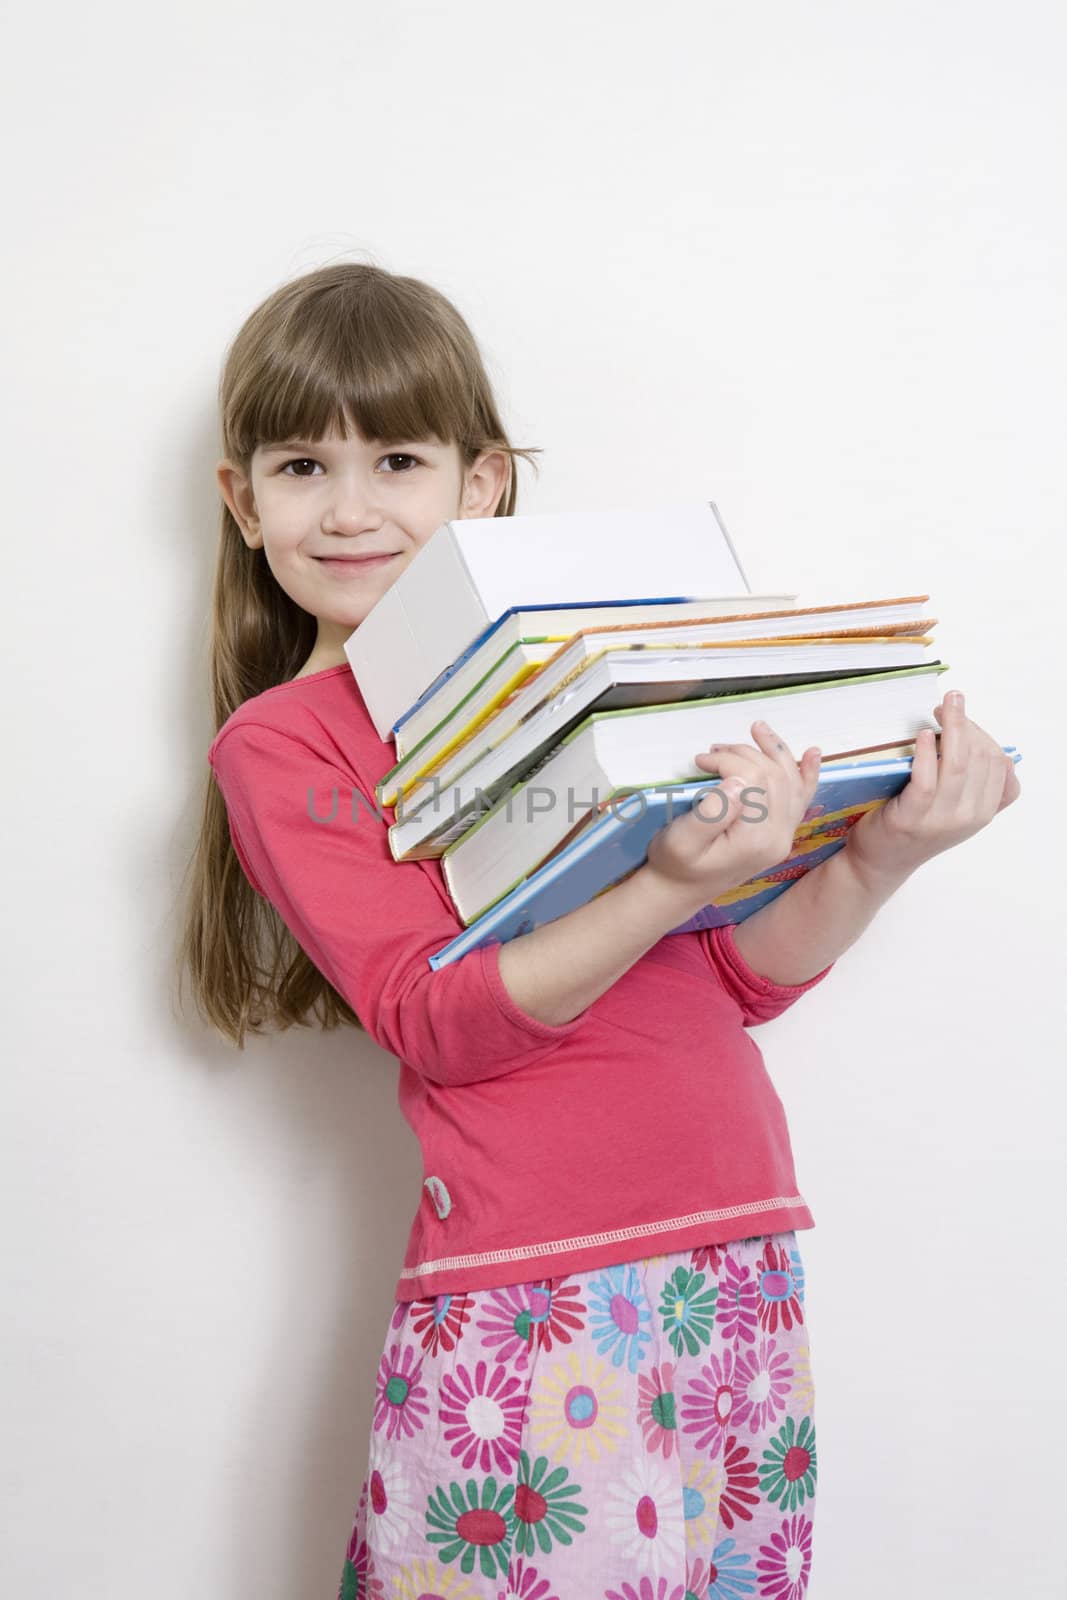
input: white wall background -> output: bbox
[4,1,1063,1595]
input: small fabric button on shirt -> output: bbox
[424,1175,452,1219]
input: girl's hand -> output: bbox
[645,721,823,905]
[842,689,1021,891]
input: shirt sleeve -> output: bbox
[701,920,834,1026]
[208,720,591,1085]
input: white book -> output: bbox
[437,664,949,916]
[389,659,946,860]
[344,501,751,741]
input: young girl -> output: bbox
[176,262,1020,1599]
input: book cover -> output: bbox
[426,748,1021,969]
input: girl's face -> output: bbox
[217,425,509,668]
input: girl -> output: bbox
[176,262,1020,1599]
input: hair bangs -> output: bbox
[225,278,478,462]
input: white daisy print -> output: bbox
[604,1452,685,1574]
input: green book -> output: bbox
[388,662,947,864]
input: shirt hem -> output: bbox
[394,1196,815,1301]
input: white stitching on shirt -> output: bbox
[398,1195,809,1279]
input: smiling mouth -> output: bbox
[315,553,400,564]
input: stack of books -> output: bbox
[344,504,1019,970]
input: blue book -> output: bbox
[427,747,1021,969]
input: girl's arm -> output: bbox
[499,743,837,1027]
[496,856,758,1027]
[210,717,811,1060]
[729,845,909,988]
[209,719,600,1085]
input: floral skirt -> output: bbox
[337,1230,817,1599]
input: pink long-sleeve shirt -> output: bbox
[207,663,834,1302]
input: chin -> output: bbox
[336,600,380,631]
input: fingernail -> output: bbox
[949,690,963,705]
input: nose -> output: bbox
[321,470,385,535]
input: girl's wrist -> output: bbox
[839,840,916,902]
[630,860,734,932]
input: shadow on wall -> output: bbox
[240,1030,417,1599]
[160,405,422,1597]
[169,990,418,1598]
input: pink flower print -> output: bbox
[528,1278,586,1347]
[438,1357,528,1473]
[476,1278,586,1369]
[389,1301,410,1333]
[690,1241,727,1276]
[755,1511,815,1600]
[636,1362,679,1458]
[684,1558,711,1597]
[680,1348,738,1456]
[410,1290,473,1356]
[714,1253,760,1346]
[716,1434,761,1531]
[731,1336,794,1436]
[373,1341,429,1440]
[502,1556,559,1599]
[337,1527,383,1600]
[755,1239,805,1335]
[604,1579,685,1600]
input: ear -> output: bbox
[459,448,510,519]
[216,459,264,549]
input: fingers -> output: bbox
[930,689,970,806]
[796,744,823,804]
[801,743,822,772]
[978,744,1009,819]
[694,720,805,776]
[687,775,748,837]
[692,724,818,852]
[751,720,804,772]
[910,725,939,791]
[693,723,820,823]
[693,741,763,776]
[933,691,1018,822]
[738,723,820,802]
[996,756,1022,812]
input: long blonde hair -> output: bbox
[173,262,541,1046]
